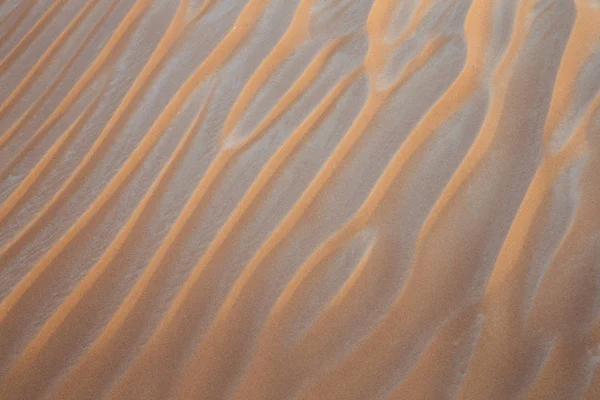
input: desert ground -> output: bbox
[1,0,600,399]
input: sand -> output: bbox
[0,0,600,399]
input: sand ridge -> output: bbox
[0,0,600,399]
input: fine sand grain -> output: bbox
[1,0,600,399]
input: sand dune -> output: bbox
[1,0,600,399]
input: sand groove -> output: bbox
[1,0,600,399]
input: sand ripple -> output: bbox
[1,0,600,399]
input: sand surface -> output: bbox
[1,0,600,399]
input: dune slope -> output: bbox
[1,0,600,399]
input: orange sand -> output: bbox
[1,0,600,399]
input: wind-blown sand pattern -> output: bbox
[1,0,600,398]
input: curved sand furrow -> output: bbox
[1,0,600,399]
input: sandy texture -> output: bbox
[1,0,600,399]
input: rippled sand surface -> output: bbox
[1,0,600,399]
